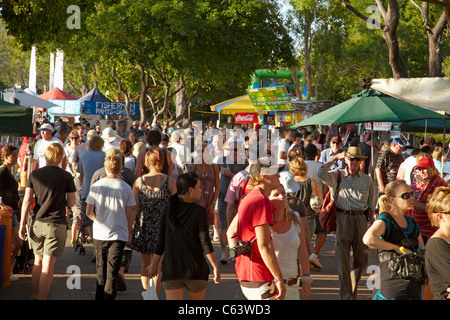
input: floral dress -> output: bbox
[131,175,171,254]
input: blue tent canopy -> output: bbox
[79,87,111,102]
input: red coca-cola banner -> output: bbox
[235,113,258,123]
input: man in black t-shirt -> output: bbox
[19,143,75,300]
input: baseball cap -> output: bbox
[416,157,434,169]
[38,123,54,131]
[392,137,406,148]
[331,136,342,143]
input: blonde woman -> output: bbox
[363,179,424,300]
[131,148,177,294]
[269,184,311,300]
[289,156,322,255]
[425,187,450,300]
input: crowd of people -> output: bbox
[0,117,449,301]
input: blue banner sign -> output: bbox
[48,99,81,115]
[84,101,140,116]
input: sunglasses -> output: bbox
[391,191,414,200]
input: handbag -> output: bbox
[386,249,426,282]
[141,278,159,300]
[319,170,342,233]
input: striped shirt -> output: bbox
[410,174,448,239]
[317,166,375,212]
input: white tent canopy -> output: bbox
[371,77,450,112]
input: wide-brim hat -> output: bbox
[278,170,300,193]
[101,127,118,142]
[346,146,367,160]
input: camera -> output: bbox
[229,240,254,258]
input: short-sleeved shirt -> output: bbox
[319,148,346,170]
[277,138,290,165]
[33,137,64,169]
[0,167,19,212]
[317,166,374,211]
[86,178,136,242]
[218,156,248,201]
[77,150,106,199]
[235,189,274,282]
[224,166,250,204]
[410,174,448,238]
[27,166,76,225]
[376,149,404,186]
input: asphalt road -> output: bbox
[0,231,380,301]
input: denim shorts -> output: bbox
[29,220,67,257]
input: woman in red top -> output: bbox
[227,161,286,300]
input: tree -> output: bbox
[341,0,408,78]
[409,1,448,76]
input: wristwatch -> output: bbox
[301,275,313,283]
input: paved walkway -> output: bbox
[0,231,380,300]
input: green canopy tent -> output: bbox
[291,89,449,128]
[0,100,33,137]
[291,89,450,174]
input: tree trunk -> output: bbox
[137,62,148,124]
[342,0,407,78]
[427,11,447,77]
[175,79,187,127]
[111,67,132,119]
[382,29,407,78]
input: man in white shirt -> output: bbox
[169,129,191,172]
[32,123,66,171]
[277,126,291,165]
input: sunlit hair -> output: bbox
[289,156,307,176]
[0,145,17,162]
[378,179,409,213]
[104,148,123,175]
[432,147,443,161]
[88,135,104,151]
[271,185,300,225]
[145,147,164,172]
[427,186,450,227]
[45,143,64,166]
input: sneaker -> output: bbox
[309,253,323,269]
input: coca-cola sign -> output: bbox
[235,113,258,123]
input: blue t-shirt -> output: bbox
[77,150,106,199]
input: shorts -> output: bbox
[80,199,93,227]
[314,214,327,235]
[29,220,67,257]
[163,279,208,292]
[217,199,228,229]
[239,281,278,300]
[71,205,82,226]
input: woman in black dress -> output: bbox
[363,179,425,300]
